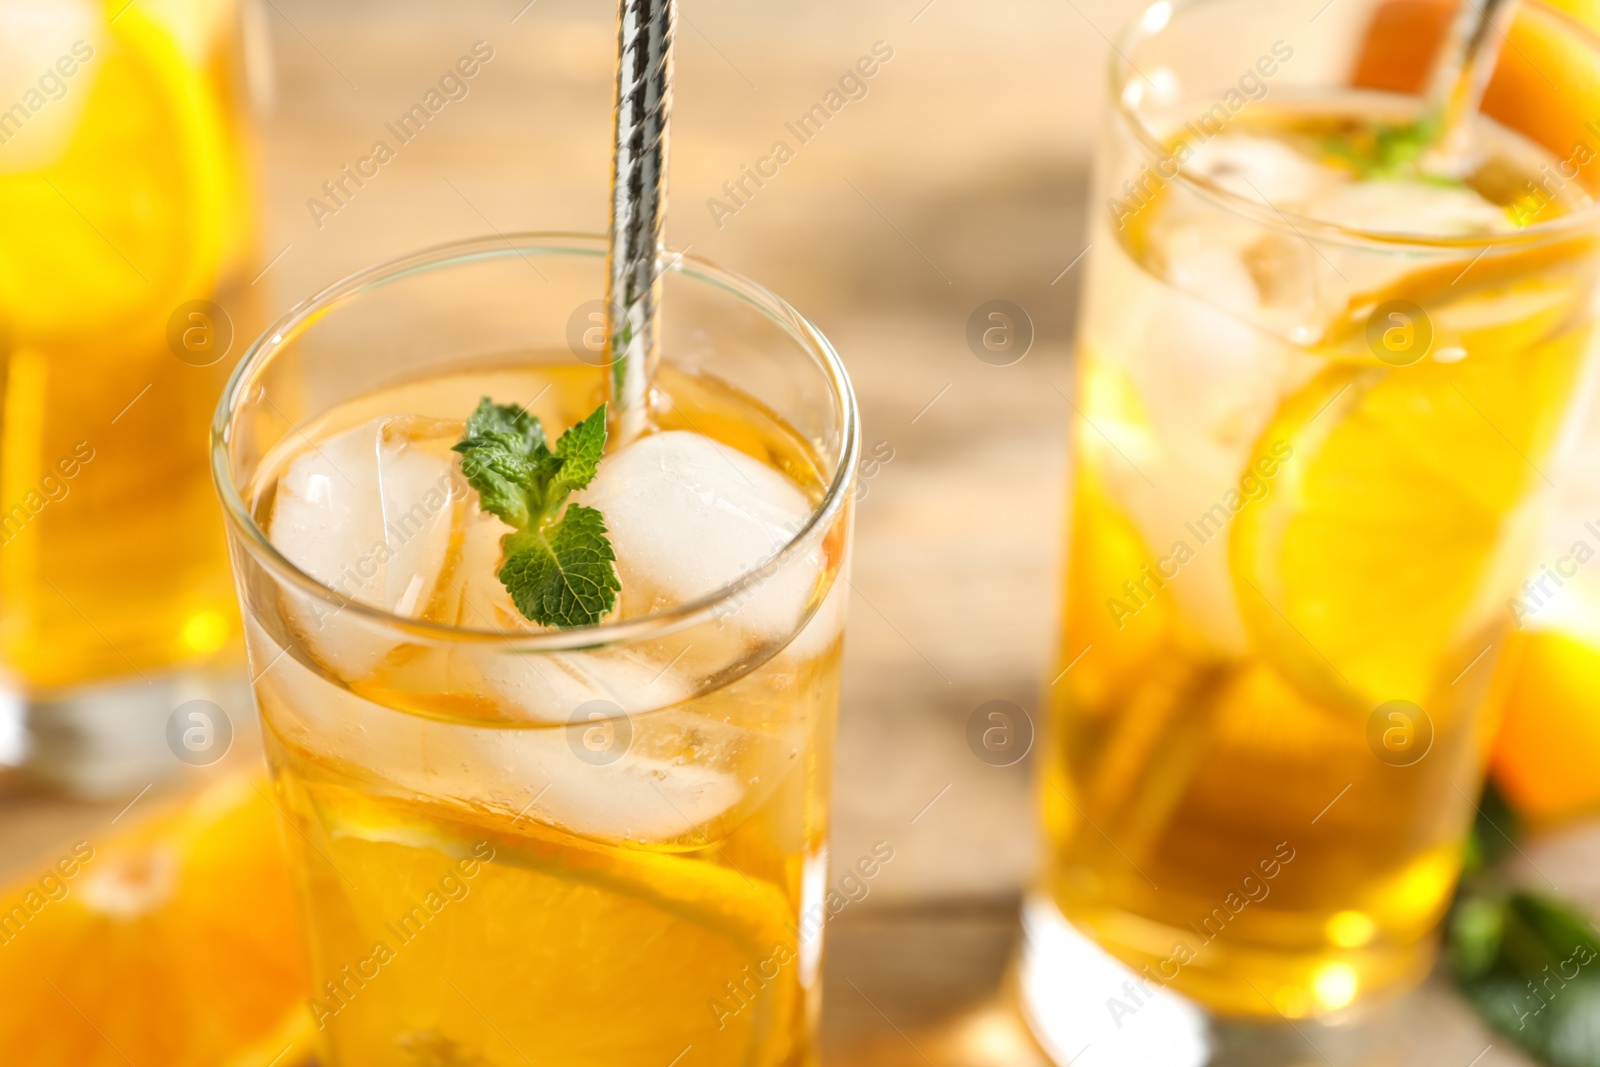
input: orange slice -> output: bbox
[0,775,313,1067]
[0,2,225,341]
[1230,319,1589,710]
[292,778,802,1066]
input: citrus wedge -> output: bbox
[1316,238,1600,364]
[1230,321,1590,710]
[0,775,313,1067]
[293,778,803,1066]
[0,2,226,341]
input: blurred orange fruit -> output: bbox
[1352,0,1600,189]
[0,775,314,1066]
[1491,631,1600,820]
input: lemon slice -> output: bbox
[0,2,225,341]
[1230,321,1590,709]
[0,776,311,1067]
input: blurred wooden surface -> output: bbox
[3,2,1599,1065]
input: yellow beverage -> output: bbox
[0,0,255,692]
[238,357,851,1066]
[1042,91,1600,1023]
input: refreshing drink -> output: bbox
[214,238,857,1067]
[1033,0,1600,1031]
[0,2,255,705]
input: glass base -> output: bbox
[0,666,249,799]
[1020,893,1211,1067]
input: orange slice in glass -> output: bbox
[1231,318,1589,710]
[0,2,226,341]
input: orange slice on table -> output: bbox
[0,1,226,342]
[0,775,314,1067]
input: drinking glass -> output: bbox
[213,234,857,1067]
[1023,0,1600,1061]
[0,0,261,794]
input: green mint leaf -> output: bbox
[1319,115,1464,185]
[1452,895,1507,980]
[1452,781,1600,1066]
[553,402,608,493]
[1372,115,1436,173]
[452,432,542,529]
[1464,778,1521,875]
[454,398,620,628]
[499,504,620,628]
[1452,888,1600,1067]
[465,396,546,453]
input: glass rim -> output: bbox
[1110,0,1600,250]
[211,232,860,651]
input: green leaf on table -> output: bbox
[452,397,619,628]
[1464,778,1523,876]
[1451,889,1600,1067]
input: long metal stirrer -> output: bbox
[605,0,676,445]
[1422,0,1519,173]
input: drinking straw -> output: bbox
[1423,0,1519,171]
[605,0,677,444]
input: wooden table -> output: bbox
[4,1,1598,1064]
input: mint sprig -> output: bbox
[1452,891,1600,1066]
[452,397,620,628]
[1450,781,1600,1067]
[1320,115,1463,186]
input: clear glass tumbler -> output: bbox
[1023,0,1600,1061]
[0,0,263,795]
[212,235,857,1067]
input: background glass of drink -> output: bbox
[1025,0,1600,1057]
[213,234,857,1066]
[0,0,259,793]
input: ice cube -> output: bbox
[476,645,691,721]
[1293,179,1518,320]
[429,499,693,719]
[578,430,821,643]
[1303,178,1513,237]
[1082,229,1322,654]
[268,415,462,677]
[433,502,524,632]
[1158,223,1263,322]
[1181,133,1344,207]
[253,617,743,845]
[780,549,850,664]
